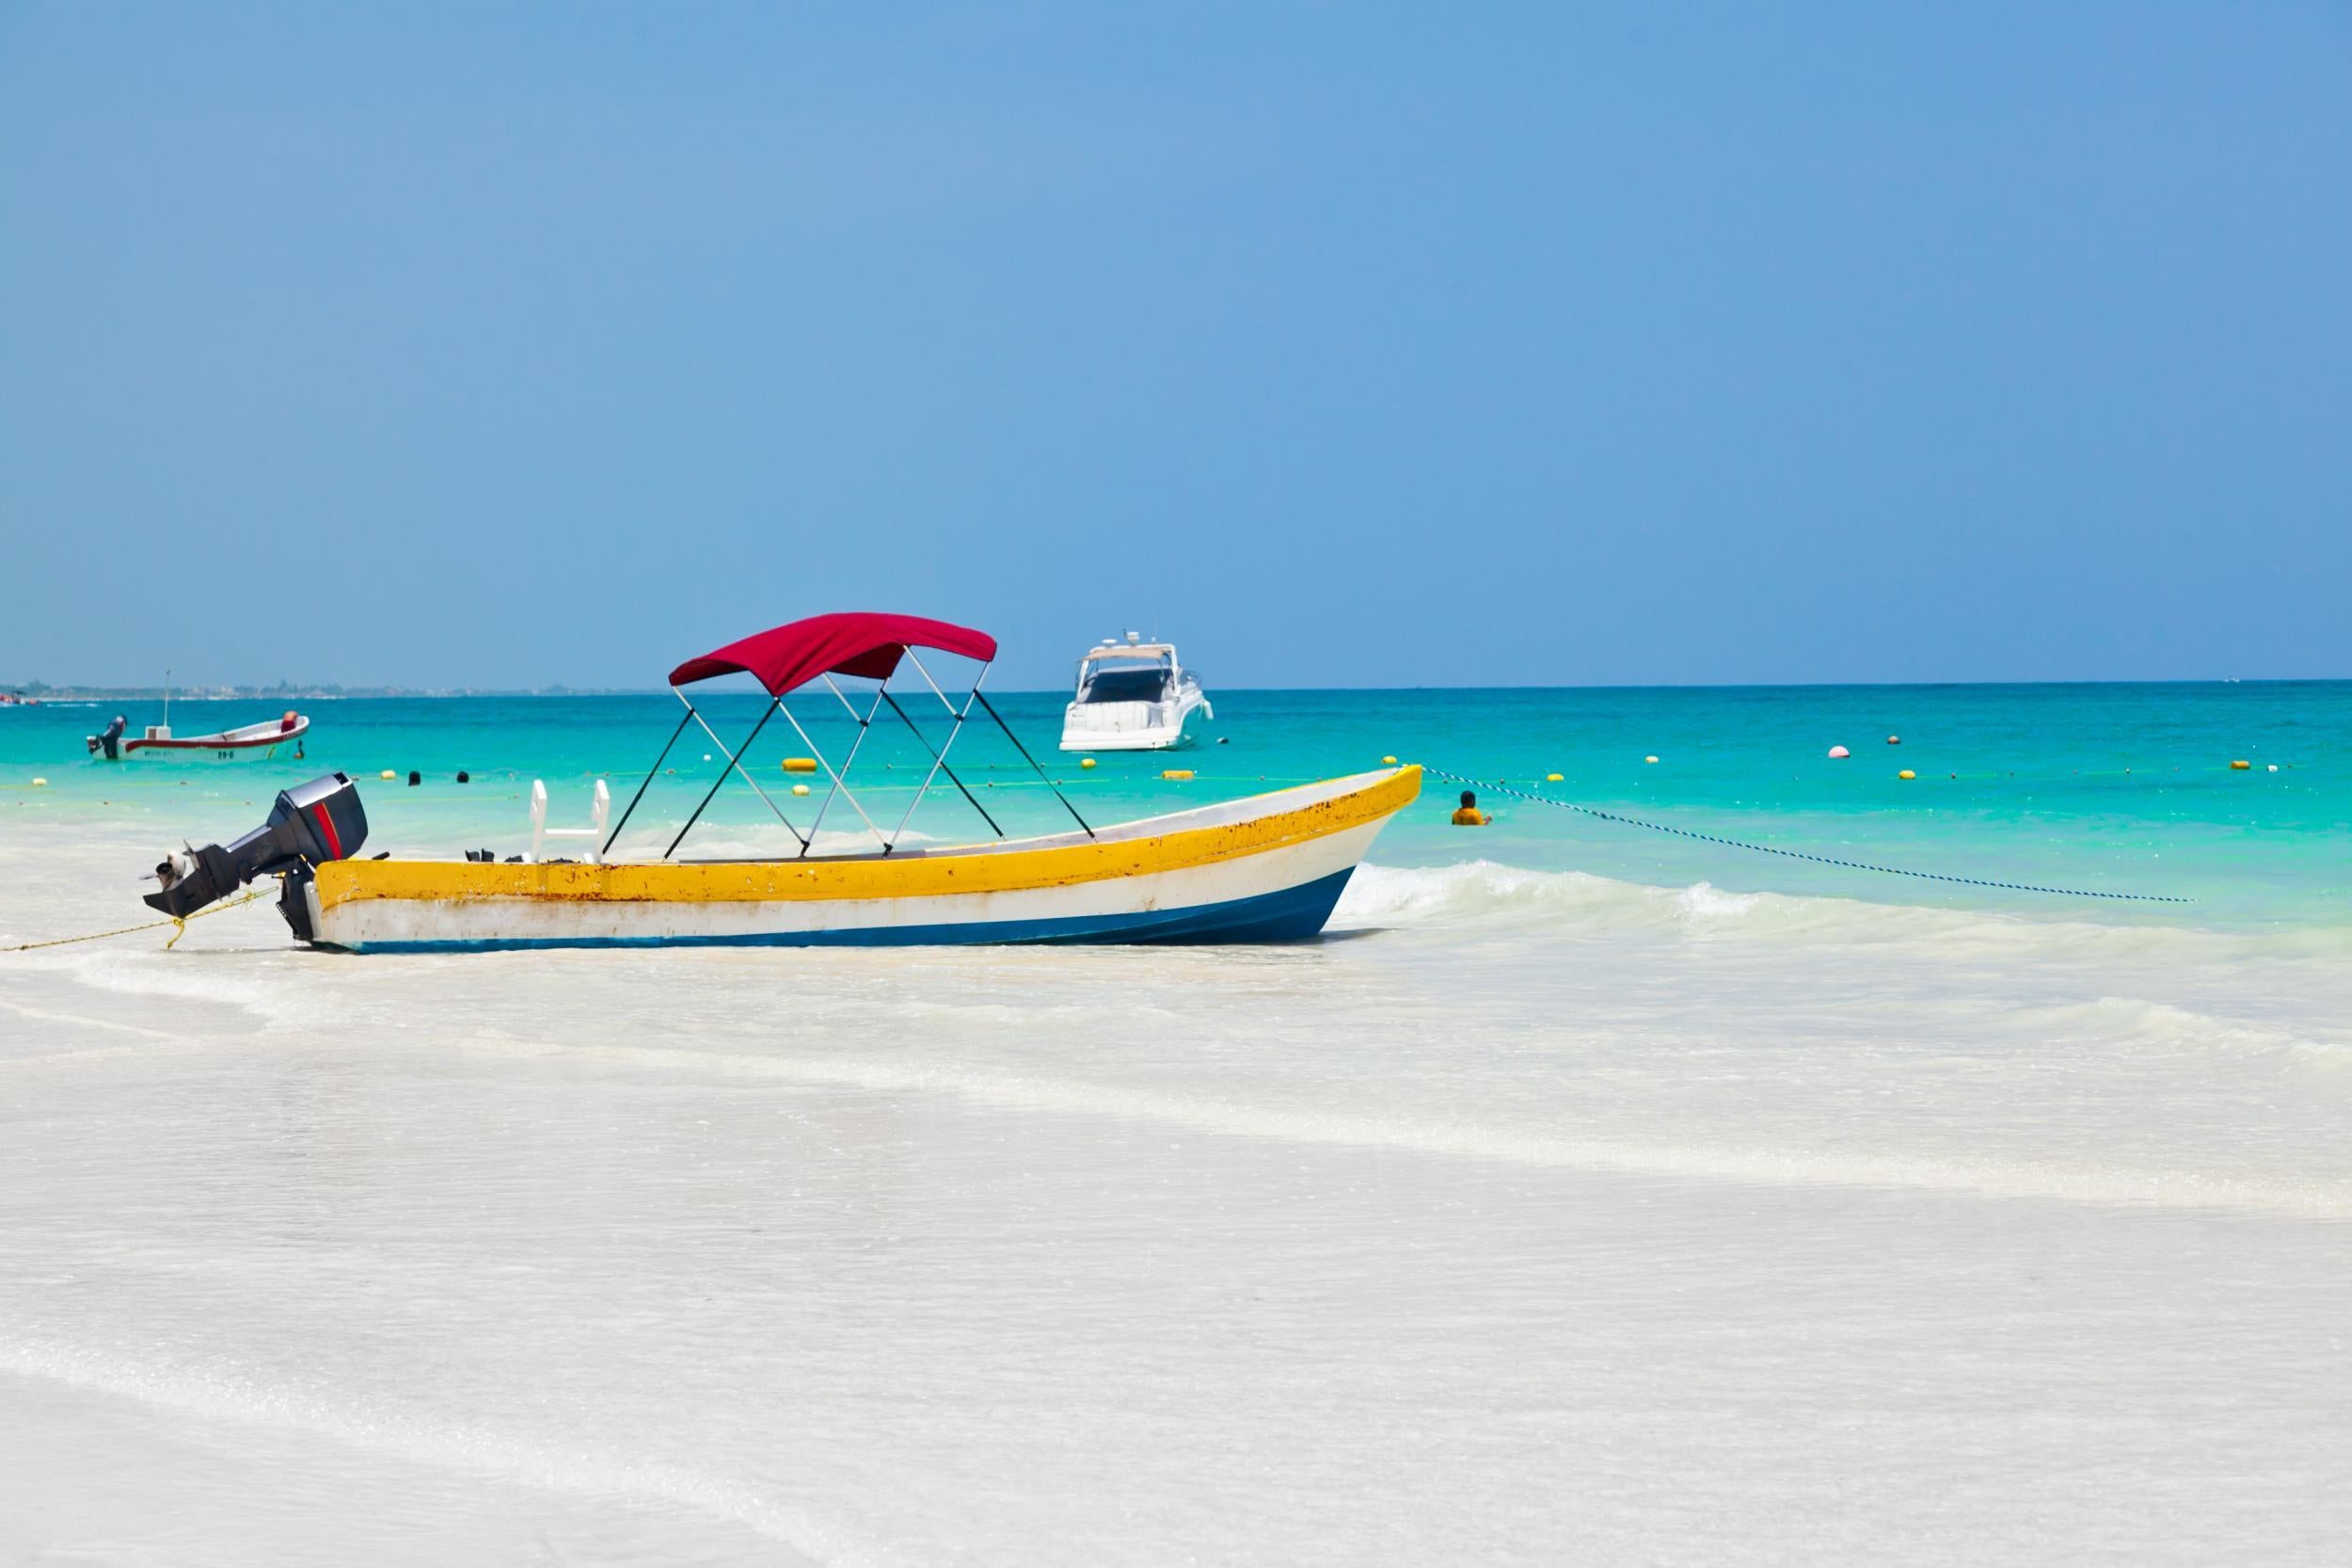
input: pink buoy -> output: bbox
[1827,745,1851,759]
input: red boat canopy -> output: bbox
[667,612,998,697]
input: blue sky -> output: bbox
[2,3,2345,690]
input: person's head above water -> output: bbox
[1459,789,1476,808]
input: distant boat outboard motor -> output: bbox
[87,714,127,759]
[145,772,368,941]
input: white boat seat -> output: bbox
[529,779,610,864]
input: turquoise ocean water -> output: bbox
[7,681,2350,1562]
[3,680,2343,930]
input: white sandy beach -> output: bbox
[3,824,2347,1563]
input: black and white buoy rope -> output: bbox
[1427,767,2192,904]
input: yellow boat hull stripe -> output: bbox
[316,765,1422,912]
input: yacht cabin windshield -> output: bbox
[1074,654,1174,705]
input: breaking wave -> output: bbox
[1338,859,1942,935]
[1335,859,2351,962]
[2014,995,2351,1068]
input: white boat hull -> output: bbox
[1058,688,1212,752]
[127,738,306,763]
[113,715,310,763]
[306,768,1419,952]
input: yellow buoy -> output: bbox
[782,757,818,773]
[790,783,811,797]
[1645,754,1659,765]
[1899,769,1915,781]
[1381,754,1397,766]
[1546,772,1563,783]
[379,769,396,780]
[1887,736,1901,746]
[1161,768,1194,781]
[2230,759,2251,770]
[1079,757,1096,768]
[31,777,47,787]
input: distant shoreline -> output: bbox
[6,676,2347,703]
[0,685,657,702]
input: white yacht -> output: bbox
[1059,633,1213,752]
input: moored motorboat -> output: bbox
[304,768,1412,951]
[138,612,1416,951]
[88,710,310,762]
[1059,633,1212,752]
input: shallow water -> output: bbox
[8,679,2345,924]
[2,686,2347,1562]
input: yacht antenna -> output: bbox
[163,668,171,729]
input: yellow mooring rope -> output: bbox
[4,884,276,953]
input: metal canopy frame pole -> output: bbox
[649,644,1028,863]
[680,694,807,846]
[666,695,807,860]
[602,700,696,857]
[903,647,973,718]
[883,652,995,846]
[882,693,998,841]
[972,689,1093,839]
[803,674,893,853]
[771,690,889,860]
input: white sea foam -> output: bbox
[14,941,311,1027]
[2017,995,2351,1067]
[1337,858,1634,925]
[424,1031,2352,1217]
[0,1340,843,1563]
[1342,858,2352,962]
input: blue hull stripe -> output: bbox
[335,867,1359,954]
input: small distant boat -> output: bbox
[0,692,40,707]
[1059,632,1213,752]
[88,710,310,762]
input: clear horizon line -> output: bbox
[9,674,2347,699]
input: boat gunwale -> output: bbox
[125,716,310,752]
[127,736,300,752]
[778,766,1395,863]
[313,765,1420,911]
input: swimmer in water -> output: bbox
[1450,789,1489,826]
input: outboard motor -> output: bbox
[145,772,368,941]
[87,714,127,759]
